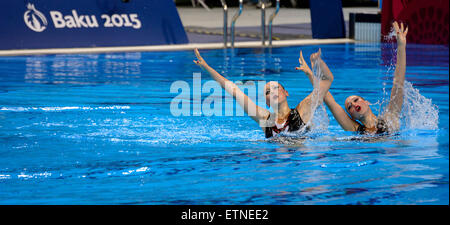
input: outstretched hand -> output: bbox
[295,50,313,75]
[193,48,207,67]
[310,48,321,61]
[393,21,408,47]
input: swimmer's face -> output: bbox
[264,81,289,108]
[345,95,370,120]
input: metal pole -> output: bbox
[261,1,266,46]
[268,0,280,46]
[231,0,243,48]
[220,0,228,47]
[197,0,211,11]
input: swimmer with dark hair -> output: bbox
[296,21,408,135]
[193,48,334,138]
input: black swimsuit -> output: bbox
[356,118,388,135]
[264,108,306,138]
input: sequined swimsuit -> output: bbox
[264,108,306,138]
[356,118,388,134]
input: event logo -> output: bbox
[23,3,48,32]
[22,3,141,31]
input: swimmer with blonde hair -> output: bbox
[296,21,408,134]
[193,48,334,138]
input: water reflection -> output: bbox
[24,52,143,85]
[25,57,47,81]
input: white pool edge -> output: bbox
[0,38,355,56]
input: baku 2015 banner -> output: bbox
[0,0,189,50]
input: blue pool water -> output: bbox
[0,43,448,205]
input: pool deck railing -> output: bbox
[0,38,355,56]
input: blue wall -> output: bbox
[309,0,346,39]
[0,0,189,50]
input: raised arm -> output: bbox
[385,22,408,130]
[296,50,360,131]
[193,48,269,124]
[308,49,334,105]
[293,49,333,123]
[323,92,360,131]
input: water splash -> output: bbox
[380,27,439,131]
[384,26,397,42]
[376,77,440,132]
[400,81,439,130]
[306,55,330,134]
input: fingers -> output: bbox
[393,21,399,32]
[194,48,200,58]
[299,50,307,65]
[393,21,408,38]
[309,49,321,61]
[194,48,203,61]
[296,66,310,72]
[194,48,206,66]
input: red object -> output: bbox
[381,0,449,45]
